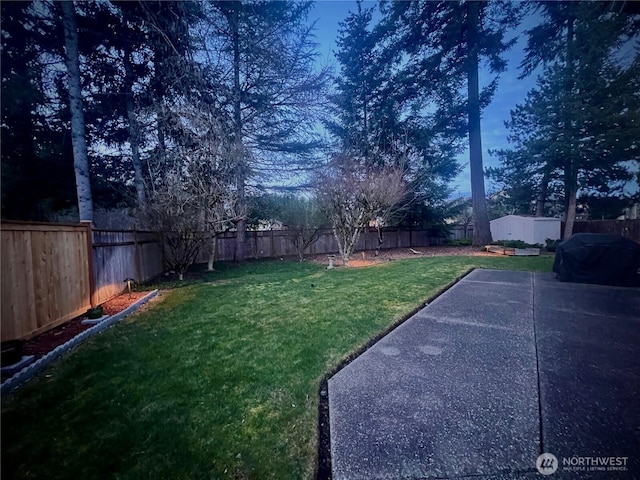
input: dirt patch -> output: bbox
[2,291,152,381]
[309,246,497,268]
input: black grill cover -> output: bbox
[553,233,640,287]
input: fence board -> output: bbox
[92,230,164,304]
[1,223,91,342]
[206,227,434,262]
[1,221,464,342]
[571,220,640,243]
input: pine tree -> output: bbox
[519,1,640,236]
[327,1,462,236]
[380,0,520,246]
[326,1,390,163]
[203,1,330,261]
[491,2,640,234]
[0,2,77,220]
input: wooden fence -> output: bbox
[571,220,640,243]
[1,223,165,342]
[197,226,438,262]
[1,222,446,342]
[92,229,163,304]
[1,222,93,342]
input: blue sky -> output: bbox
[310,0,540,198]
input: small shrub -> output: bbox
[86,306,104,319]
[545,238,560,252]
[448,238,473,246]
[497,240,542,249]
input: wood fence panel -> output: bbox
[308,232,336,255]
[411,229,429,247]
[448,225,472,240]
[1,223,91,342]
[92,230,164,304]
[397,230,412,248]
[137,233,164,280]
[274,231,292,258]
[215,233,236,262]
[1,229,37,341]
[572,220,640,243]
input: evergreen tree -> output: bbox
[490,2,640,233]
[326,1,392,163]
[1,1,78,220]
[202,1,330,261]
[327,1,462,236]
[380,0,520,246]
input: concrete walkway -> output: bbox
[328,270,640,479]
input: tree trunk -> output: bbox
[375,227,383,256]
[466,3,492,246]
[562,15,577,239]
[123,41,146,209]
[235,213,247,262]
[61,1,93,223]
[231,4,247,262]
[332,225,350,266]
[535,164,551,216]
[563,183,577,239]
[296,233,305,262]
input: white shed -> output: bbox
[490,215,561,245]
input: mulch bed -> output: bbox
[309,245,497,268]
[2,291,151,382]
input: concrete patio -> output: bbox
[328,269,640,479]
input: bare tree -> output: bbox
[316,160,406,266]
[144,172,205,281]
[275,195,327,261]
[365,167,409,255]
[190,149,246,271]
[143,98,243,278]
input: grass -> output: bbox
[1,255,553,480]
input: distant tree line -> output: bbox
[3,1,638,274]
[2,0,329,267]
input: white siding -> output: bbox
[531,218,561,244]
[490,215,561,245]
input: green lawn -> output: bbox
[1,255,553,480]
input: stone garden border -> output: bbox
[1,290,159,396]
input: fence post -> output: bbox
[270,228,275,257]
[133,224,142,282]
[81,221,97,308]
[254,230,259,258]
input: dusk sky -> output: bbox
[310,0,540,198]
